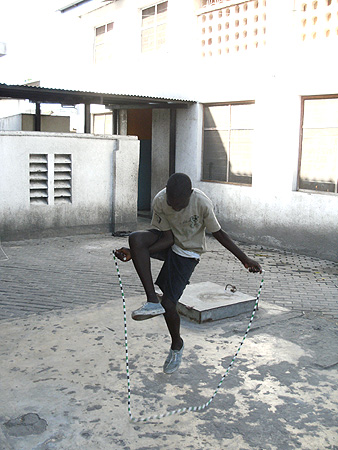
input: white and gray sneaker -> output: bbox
[163,341,184,374]
[131,302,165,321]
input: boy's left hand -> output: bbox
[243,257,262,273]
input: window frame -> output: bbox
[298,94,338,195]
[141,1,168,53]
[94,21,115,64]
[201,100,255,186]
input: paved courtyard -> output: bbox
[0,231,337,322]
[0,229,337,450]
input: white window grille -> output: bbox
[296,0,338,42]
[199,0,267,56]
[54,154,72,203]
[29,154,48,205]
[29,154,72,205]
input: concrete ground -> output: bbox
[0,227,337,450]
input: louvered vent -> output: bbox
[29,154,48,205]
[54,154,72,204]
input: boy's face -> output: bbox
[166,190,192,211]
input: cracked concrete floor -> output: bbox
[0,294,337,450]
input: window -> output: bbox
[93,113,113,135]
[94,21,114,64]
[29,154,72,205]
[141,1,168,53]
[298,97,338,193]
[202,103,254,184]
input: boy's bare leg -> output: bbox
[161,295,183,351]
[128,230,174,304]
[128,231,159,303]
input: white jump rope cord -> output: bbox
[112,251,265,423]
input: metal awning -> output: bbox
[0,83,194,109]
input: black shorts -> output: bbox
[150,230,199,304]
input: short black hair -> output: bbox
[166,173,192,198]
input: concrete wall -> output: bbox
[0,114,70,133]
[0,131,139,240]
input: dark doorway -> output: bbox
[127,109,152,212]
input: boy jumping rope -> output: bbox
[115,173,262,374]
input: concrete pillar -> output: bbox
[112,137,140,234]
[151,109,170,200]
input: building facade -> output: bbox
[1,0,337,260]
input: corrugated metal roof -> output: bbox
[0,83,195,108]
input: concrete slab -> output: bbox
[178,281,257,323]
[0,297,337,450]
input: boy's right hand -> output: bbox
[114,247,132,262]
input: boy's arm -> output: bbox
[212,229,262,273]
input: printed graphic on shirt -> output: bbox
[183,215,200,228]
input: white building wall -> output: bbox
[2,0,337,260]
[0,131,139,240]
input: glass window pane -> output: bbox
[94,44,105,63]
[303,99,338,128]
[231,103,255,129]
[104,114,113,134]
[142,28,155,52]
[202,130,228,181]
[156,23,167,49]
[96,25,105,36]
[157,1,168,22]
[204,105,230,130]
[229,129,253,184]
[299,128,338,192]
[142,6,155,28]
[93,115,105,134]
[107,22,114,32]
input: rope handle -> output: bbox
[112,251,265,423]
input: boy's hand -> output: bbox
[243,257,262,273]
[114,247,132,262]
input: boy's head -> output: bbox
[166,173,192,211]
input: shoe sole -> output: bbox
[132,310,165,321]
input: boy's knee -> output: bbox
[128,231,143,248]
[128,231,140,247]
[162,295,177,313]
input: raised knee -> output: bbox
[128,231,143,248]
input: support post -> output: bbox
[113,109,119,135]
[84,104,91,133]
[35,102,41,131]
[169,108,176,175]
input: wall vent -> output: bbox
[29,154,48,205]
[54,154,72,204]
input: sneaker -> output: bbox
[163,341,184,374]
[131,302,165,321]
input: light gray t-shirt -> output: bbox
[151,188,221,254]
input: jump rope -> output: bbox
[112,251,265,423]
